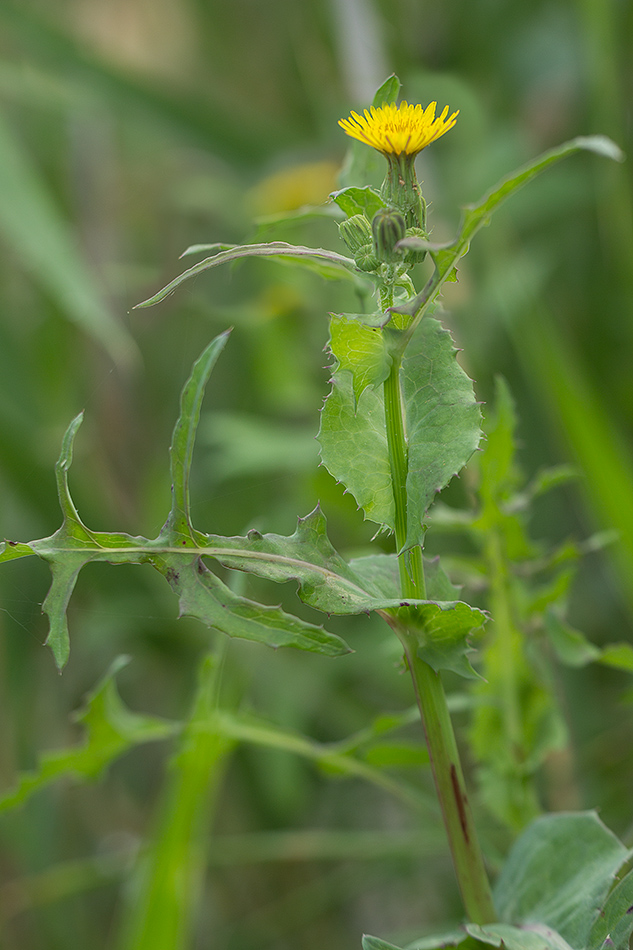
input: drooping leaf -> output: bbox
[134,242,360,308]
[0,657,179,812]
[157,551,351,656]
[494,812,628,950]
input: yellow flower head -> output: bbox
[338,100,459,157]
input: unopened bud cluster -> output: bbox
[339,206,428,272]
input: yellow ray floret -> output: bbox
[338,101,459,156]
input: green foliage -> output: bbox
[134,242,363,309]
[331,186,387,220]
[0,15,630,945]
[328,313,392,404]
[116,653,232,950]
[428,378,633,831]
[1,333,352,667]
[493,812,627,946]
[0,657,178,812]
[319,315,481,548]
[367,812,633,950]
[391,136,624,339]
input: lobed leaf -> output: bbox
[205,507,473,621]
[155,551,351,656]
[23,333,353,666]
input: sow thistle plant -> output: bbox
[1,74,632,949]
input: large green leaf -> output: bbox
[319,367,394,529]
[319,316,481,545]
[401,318,481,549]
[494,812,628,949]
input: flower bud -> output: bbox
[354,244,380,272]
[403,226,428,265]
[338,214,373,254]
[372,208,406,263]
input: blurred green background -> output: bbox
[0,0,632,947]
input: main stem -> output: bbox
[383,348,496,925]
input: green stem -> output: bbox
[486,528,522,752]
[399,634,496,924]
[382,340,495,925]
[118,647,234,950]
